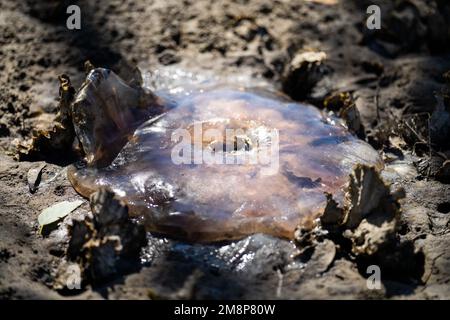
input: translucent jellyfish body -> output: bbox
[68,68,382,242]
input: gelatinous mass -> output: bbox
[68,68,382,242]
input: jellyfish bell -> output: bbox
[68,67,383,242]
[170,120,280,173]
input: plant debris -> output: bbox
[323,165,403,254]
[38,200,83,234]
[27,162,46,193]
[282,50,329,101]
[324,92,365,139]
[66,188,146,284]
[295,164,425,283]
[14,75,78,164]
[296,165,403,259]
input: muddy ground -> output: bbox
[0,0,449,299]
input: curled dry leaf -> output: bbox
[320,164,404,256]
[15,74,77,162]
[282,50,329,100]
[324,92,364,138]
[27,162,46,193]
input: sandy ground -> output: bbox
[0,0,449,299]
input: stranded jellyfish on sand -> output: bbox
[67,67,382,242]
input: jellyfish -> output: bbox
[68,67,382,242]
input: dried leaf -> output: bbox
[27,162,46,193]
[38,200,83,232]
